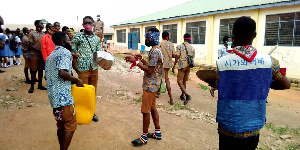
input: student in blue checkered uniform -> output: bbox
[45,32,83,150]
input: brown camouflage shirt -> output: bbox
[159,40,175,68]
[176,42,195,69]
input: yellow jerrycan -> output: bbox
[71,84,96,124]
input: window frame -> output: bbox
[116,29,126,43]
[186,21,206,44]
[219,17,238,44]
[264,12,300,46]
[162,24,178,43]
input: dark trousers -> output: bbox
[219,132,260,150]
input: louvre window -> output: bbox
[265,12,300,46]
[117,29,126,43]
[163,24,177,43]
[130,28,140,43]
[145,26,156,32]
[219,18,237,44]
[186,21,206,44]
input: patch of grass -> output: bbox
[264,123,300,136]
[265,123,288,135]
[290,128,300,136]
[286,143,300,150]
[199,84,209,90]
[168,71,177,76]
[173,102,191,111]
[133,97,142,104]
[256,147,268,150]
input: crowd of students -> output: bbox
[0,14,291,150]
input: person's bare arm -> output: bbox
[59,69,83,87]
[172,55,178,73]
[125,56,154,75]
[271,76,290,90]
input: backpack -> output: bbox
[9,37,18,53]
[0,35,5,50]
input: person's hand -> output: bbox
[134,54,142,60]
[172,67,175,73]
[72,52,80,59]
[124,56,135,63]
[76,78,84,87]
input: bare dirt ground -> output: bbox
[0,53,299,150]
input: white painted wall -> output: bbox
[257,5,300,78]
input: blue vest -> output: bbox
[216,53,273,133]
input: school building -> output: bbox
[111,0,300,79]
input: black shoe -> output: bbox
[184,94,191,105]
[38,86,47,90]
[180,94,185,101]
[28,88,34,93]
[24,80,31,84]
[0,70,5,73]
[92,114,99,122]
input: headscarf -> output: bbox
[146,31,160,45]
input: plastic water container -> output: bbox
[141,45,145,51]
[71,84,96,124]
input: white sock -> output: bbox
[9,58,14,66]
[1,63,3,67]
[4,63,7,68]
[17,58,21,65]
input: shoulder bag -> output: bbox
[183,43,194,68]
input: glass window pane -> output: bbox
[266,15,279,22]
[200,27,206,44]
[163,24,177,43]
[220,26,228,43]
[192,28,199,44]
[296,12,300,20]
[199,21,206,27]
[220,19,228,25]
[265,23,279,45]
[294,21,300,46]
[229,18,237,25]
[280,13,294,21]
[279,22,293,46]
[186,23,192,28]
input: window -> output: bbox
[145,26,156,32]
[130,28,140,43]
[219,18,237,44]
[186,21,206,44]
[163,24,177,43]
[265,12,300,46]
[117,29,126,43]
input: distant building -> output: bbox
[111,0,300,79]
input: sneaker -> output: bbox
[180,94,185,101]
[184,94,191,105]
[0,70,5,73]
[92,114,99,122]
